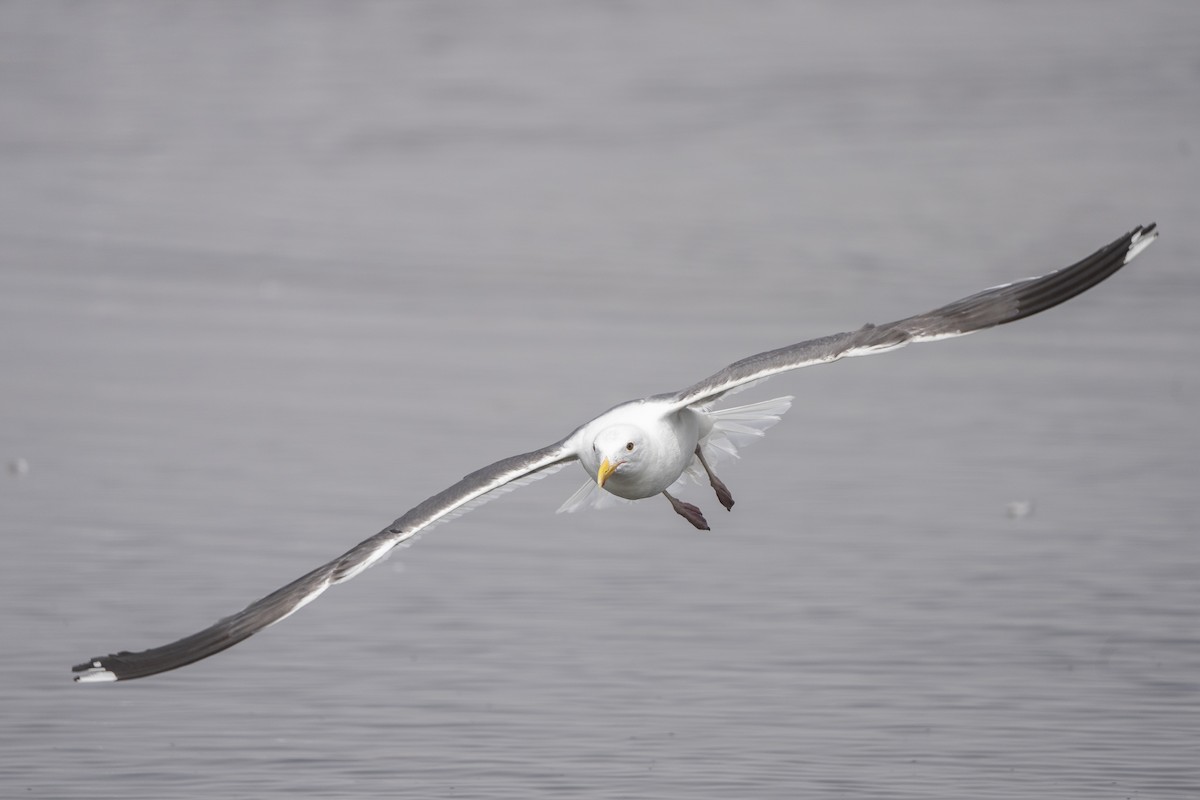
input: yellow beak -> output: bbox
[597,457,617,489]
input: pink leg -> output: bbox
[694,446,734,511]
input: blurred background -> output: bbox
[2,2,1197,798]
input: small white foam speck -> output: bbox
[1006,500,1034,519]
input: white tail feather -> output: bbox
[700,395,793,464]
[556,478,636,513]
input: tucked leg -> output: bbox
[694,446,734,511]
[663,490,710,530]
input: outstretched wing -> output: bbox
[668,224,1157,410]
[72,224,1157,683]
[72,442,578,682]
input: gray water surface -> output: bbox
[2,3,1198,798]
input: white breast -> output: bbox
[574,400,703,500]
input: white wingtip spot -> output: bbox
[1124,226,1158,264]
[74,664,118,683]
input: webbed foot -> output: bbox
[664,491,710,530]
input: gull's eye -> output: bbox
[626,442,635,451]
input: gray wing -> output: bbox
[72,442,577,682]
[668,224,1157,410]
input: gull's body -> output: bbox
[574,399,707,500]
[73,224,1157,683]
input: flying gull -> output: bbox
[72,223,1157,682]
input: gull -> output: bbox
[72,223,1157,683]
